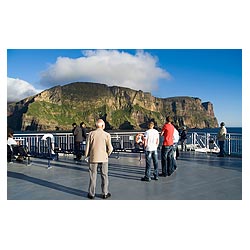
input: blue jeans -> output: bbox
[145,150,158,179]
[161,145,174,176]
[218,141,225,156]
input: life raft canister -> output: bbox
[135,133,144,145]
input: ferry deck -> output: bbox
[7,150,242,200]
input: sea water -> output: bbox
[189,127,242,134]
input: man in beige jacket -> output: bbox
[85,119,113,199]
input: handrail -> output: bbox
[13,130,242,157]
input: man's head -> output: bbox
[148,121,154,129]
[220,122,225,127]
[72,122,77,127]
[80,122,85,128]
[96,119,105,129]
[166,116,172,123]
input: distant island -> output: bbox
[7,82,218,131]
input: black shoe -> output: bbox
[153,176,159,181]
[102,193,111,199]
[159,173,167,177]
[141,177,151,182]
[87,193,95,199]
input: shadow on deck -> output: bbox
[7,151,242,200]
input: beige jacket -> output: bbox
[85,128,113,163]
[217,126,227,141]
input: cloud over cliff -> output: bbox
[39,50,171,92]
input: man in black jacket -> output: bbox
[80,122,87,155]
[72,123,83,161]
[180,126,188,151]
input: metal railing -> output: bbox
[187,132,242,156]
[13,132,75,157]
[13,131,242,157]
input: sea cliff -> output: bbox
[7,82,218,131]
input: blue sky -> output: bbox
[7,49,242,127]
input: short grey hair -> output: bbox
[96,119,105,128]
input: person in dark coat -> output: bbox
[180,126,188,151]
[80,122,87,154]
[72,123,83,161]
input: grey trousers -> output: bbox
[88,162,109,196]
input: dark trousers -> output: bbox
[176,146,179,159]
[7,145,12,162]
[218,141,225,156]
[161,145,174,176]
[74,141,82,160]
[12,145,28,157]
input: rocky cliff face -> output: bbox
[7,82,218,131]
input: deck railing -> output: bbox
[13,130,242,157]
[186,132,242,156]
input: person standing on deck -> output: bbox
[85,119,113,199]
[172,123,180,170]
[180,126,188,151]
[72,123,77,158]
[160,116,175,177]
[73,123,83,162]
[80,122,87,155]
[141,121,159,182]
[217,122,227,157]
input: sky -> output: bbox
[7,49,242,127]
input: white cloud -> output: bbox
[7,77,41,103]
[40,50,171,92]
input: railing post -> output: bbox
[121,138,124,150]
[36,135,39,156]
[206,133,210,149]
[228,134,231,156]
[67,134,69,151]
[194,132,197,147]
